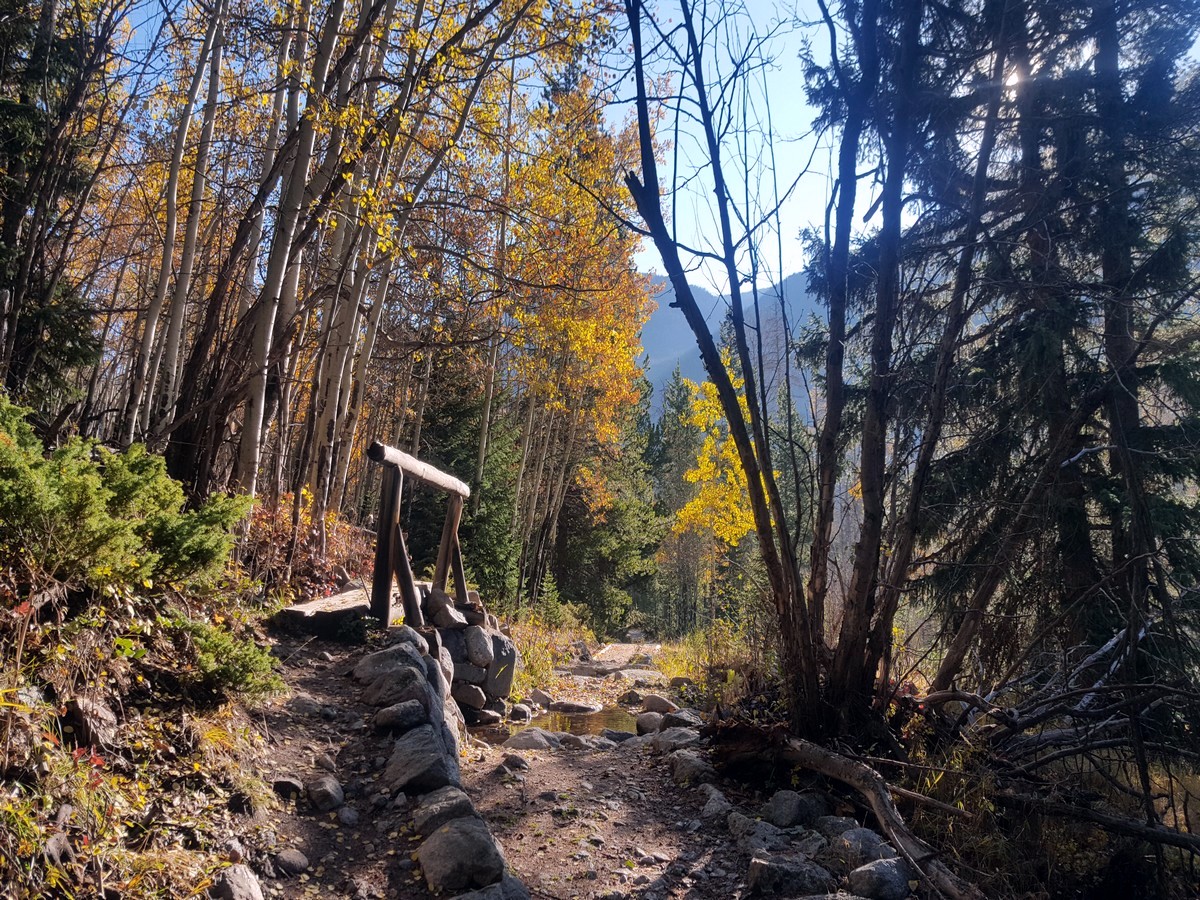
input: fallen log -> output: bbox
[778,738,986,900]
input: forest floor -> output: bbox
[254,634,783,900]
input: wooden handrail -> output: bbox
[367,440,471,498]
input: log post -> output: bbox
[433,494,464,594]
[371,467,400,623]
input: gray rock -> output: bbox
[833,828,898,869]
[272,776,304,800]
[669,749,716,785]
[64,697,118,748]
[465,626,495,667]
[287,693,322,716]
[501,752,529,770]
[619,733,655,750]
[362,665,428,707]
[440,628,468,663]
[660,708,703,729]
[650,727,700,752]
[375,699,427,733]
[465,708,503,726]
[502,728,560,751]
[549,700,602,714]
[484,697,507,716]
[414,786,478,835]
[449,874,531,899]
[436,605,469,629]
[353,643,426,684]
[452,682,488,710]
[527,688,553,707]
[455,662,488,685]
[814,815,860,838]
[383,725,459,793]
[390,624,429,655]
[306,775,344,812]
[601,729,636,743]
[486,633,518,699]
[641,694,678,714]
[760,789,829,827]
[635,712,663,735]
[847,858,916,900]
[747,852,836,895]
[728,811,788,854]
[509,704,532,723]
[338,806,360,827]
[669,676,694,689]
[275,848,310,875]
[700,786,732,819]
[560,733,617,751]
[315,752,337,772]
[208,864,264,900]
[416,817,506,893]
[438,646,455,693]
[617,689,643,705]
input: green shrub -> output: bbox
[0,395,250,596]
[177,618,283,700]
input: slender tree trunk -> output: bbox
[121,10,222,445]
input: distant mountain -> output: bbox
[639,272,819,414]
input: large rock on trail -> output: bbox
[759,789,829,827]
[416,817,507,893]
[747,852,837,896]
[485,632,518,699]
[383,725,459,793]
[848,858,916,900]
[208,864,264,900]
[414,786,478,835]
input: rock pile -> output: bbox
[420,585,519,727]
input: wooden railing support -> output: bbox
[366,440,472,627]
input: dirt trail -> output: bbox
[256,634,761,900]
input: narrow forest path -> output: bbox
[254,631,895,900]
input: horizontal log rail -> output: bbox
[367,440,470,497]
[365,441,472,627]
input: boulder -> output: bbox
[208,864,264,900]
[449,874,531,900]
[698,784,732,819]
[272,590,369,637]
[560,733,617,751]
[601,729,635,743]
[617,689,643,705]
[509,704,533,723]
[527,688,554,707]
[728,811,788,854]
[486,633,518,699]
[502,728,560,751]
[635,712,663,735]
[465,708,503,726]
[814,815,860,838]
[306,775,344,812]
[287,693,322,716]
[440,628,468,663]
[353,643,425,684]
[416,817,506,893]
[390,624,429,655]
[383,725,459,793]
[427,588,470,629]
[760,789,829,828]
[746,852,837,895]
[362,665,427,708]
[833,828,898,869]
[641,694,678,714]
[669,749,717,784]
[275,848,310,875]
[548,700,602,714]
[375,699,427,734]
[650,727,700,752]
[669,676,695,689]
[455,662,488,685]
[847,858,916,900]
[465,626,495,667]
[414,786,478,835]
[452,683,488,710]
[660,708,703,729]
[272,776,304,800]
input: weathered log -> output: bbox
[367,441,470,497]
[778,738,985,900]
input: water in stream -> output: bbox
[472,705,638,744]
